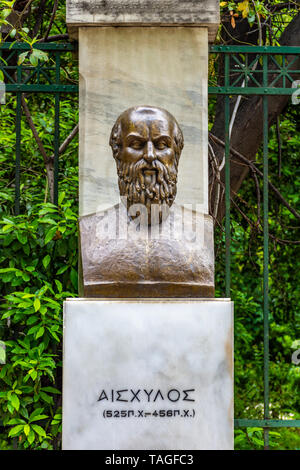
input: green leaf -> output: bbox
[27,325,40,335]
[24,424,30,436]
[35,326,45,339]
[7,418,26,425]
[58,191,65,204]
[29,52,39,67]
[20,408,29,420]
[55,279,62,293]
[41,386,61,394]
[48,328,60,342]
[56,265,69,275]
[2,1,15,8]
[31,424,46,437]
[42,254,51,269]
[29,414,48,422]
[17,301,32,308]
[22,272,31,282]
[29,408,44,421]
[8,425,24,437]
[33,298,41,312]
[26,315,39,325]
[0,341,6,364]
[28,369,37,381]
[31,48,48,63]
[45,226,57,245]
[17,51,29,65]
[1,8,12,19]
[70,267,78,290]
[40,306,47,315]
[7,403,14,415]
[0,268,18,273]
[39,217,57,225]
[27,429,35,444]
[40,391,53,404]
[16,232,27,244]
[10,393,20,411]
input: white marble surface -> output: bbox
[62,299,233,450]
[79,27,209,216]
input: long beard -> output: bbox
[116,159,178,212]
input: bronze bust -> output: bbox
[110,106,183,222]
[79,106,214,297]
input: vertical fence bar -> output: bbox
[263,53,270,450]
[14,53,22,215]
[53,52,60,206]
[224,53,231,297]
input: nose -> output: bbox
[144,141,155,163]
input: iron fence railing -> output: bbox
[209,45,300,449]
[0,42,77,211]
[1,43,300,449]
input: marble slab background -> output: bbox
[79,27,209,216]
[62,299,233,450]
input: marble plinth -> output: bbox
[62,299,233,450]
[67,0,220,43]
[78,27,209,216]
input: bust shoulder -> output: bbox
[79,203,214,297]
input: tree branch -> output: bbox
[31,0,47,38]
[211,12,300,220]
[48,123,79,163]
[213,172,300,245]
[21,94,48,164]
[209,132,300,222]
[21,94,54,201]
[42,0,58,42]
[38,34,69,43]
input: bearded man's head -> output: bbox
[109,106,184,217]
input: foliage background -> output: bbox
[0,0,299,450]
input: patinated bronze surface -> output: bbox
[79,106,214,297]
[110,106,183,223]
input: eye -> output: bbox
[155,140,168,150]
[130,140,144,150]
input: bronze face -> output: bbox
[109,106,184,217]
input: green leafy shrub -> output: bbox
[0,199,78,449]
[0,67,79,447]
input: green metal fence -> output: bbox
[0,42,77,212]
[1,42,300,449]
[209,44,300,448]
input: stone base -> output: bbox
[62,299,233,450]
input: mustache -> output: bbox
[118,158,176,183]
[117,158,177,206]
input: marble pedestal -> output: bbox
[62,299,233,450]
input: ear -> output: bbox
[109,120,122,159]
[173,123,184,161]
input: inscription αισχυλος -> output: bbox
[97,388,195,403]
